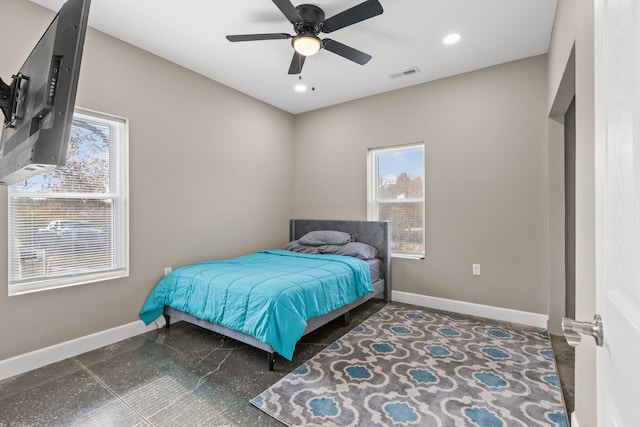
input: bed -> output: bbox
[139,219,391,370]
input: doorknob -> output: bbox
[561,314,604,347]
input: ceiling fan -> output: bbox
[226,0,384,74]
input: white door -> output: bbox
[594,0,640,425]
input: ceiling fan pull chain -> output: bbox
[312,56,316,91]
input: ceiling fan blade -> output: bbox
[226,33,292,42]
[272,0,303,24]
[288,51,306,74]
[321,0,383,33]
[322,39,372,65]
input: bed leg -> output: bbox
[341,311,350,327]
[267,352,275,371]
[163,314,171,328]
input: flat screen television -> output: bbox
[0,0,91,185]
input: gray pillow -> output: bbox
[283,240,321,254]
[319,242,378,260]
[298,230,352,246]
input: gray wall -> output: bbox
[294,55,550,315]
[0,0,295,360]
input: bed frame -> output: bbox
[163,219,392,370]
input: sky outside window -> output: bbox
[378,146,424,184]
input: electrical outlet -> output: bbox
[472,264,481,276]
[164,267,172,277]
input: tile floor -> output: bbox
[0,300,574,426]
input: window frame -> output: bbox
[367,142,425,259]
[7,107,129,295]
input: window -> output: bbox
[368,142,425,258]
[8,108,128,295]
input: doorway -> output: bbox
[564,97,576,320]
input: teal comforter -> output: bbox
[139,249,373,360]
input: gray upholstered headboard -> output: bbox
[290,219,392,299]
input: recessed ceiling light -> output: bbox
[443,33,461,45]
[294,84,307,93]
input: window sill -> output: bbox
[392,254,425,260]
[9,269,129,296]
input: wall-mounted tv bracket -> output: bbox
[0,73,28,128]
[0,78,11,123]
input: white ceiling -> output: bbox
[32,0,558,114]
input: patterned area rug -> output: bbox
[251,304,568,427]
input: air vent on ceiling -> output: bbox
[390,67,421,79]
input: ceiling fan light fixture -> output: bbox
[292,34,321,56]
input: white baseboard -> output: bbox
[392,291,549,329]
[1,294,548,382]
[571,411,579,427]
[0,317,164,381]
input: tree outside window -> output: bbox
[369,143,425,257]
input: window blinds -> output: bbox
[8,109,128,294]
